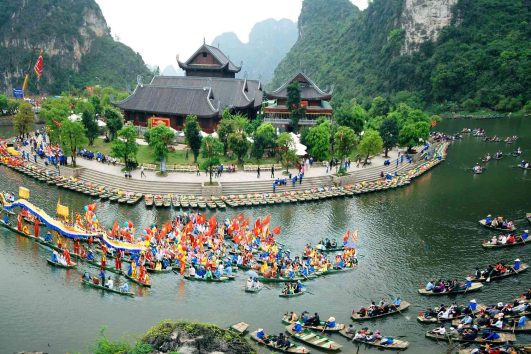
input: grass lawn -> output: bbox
[89,138,278,167]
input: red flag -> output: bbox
[208,215,217,228]
[34,52,44,80]
[254,218,261,230]
[343,230,350,243]
[351,229,359,242]
[237,213,244,222]
[262,214,271,227]
[112,221,119,235]
[242,218,250,228]
[272,225,281,235]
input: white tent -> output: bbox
[68,113,81,122]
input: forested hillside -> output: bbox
[0,0,152,94]
[272,0,531,112]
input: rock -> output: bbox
[140,320,256,354]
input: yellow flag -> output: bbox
[19,187,30,200]
[22,74,29,92]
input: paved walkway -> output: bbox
[68,148,408,183]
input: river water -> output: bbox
[0,118,529,354]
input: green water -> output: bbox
[0,118,530,353]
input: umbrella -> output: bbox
[246,270,258,278]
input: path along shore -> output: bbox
[2,139,449,208]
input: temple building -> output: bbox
[114,43,263,133]
[264,72,333,129]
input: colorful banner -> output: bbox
[149,117,170,128]
[34,52,44,80]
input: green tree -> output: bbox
[251,122,276,161]
[287,82,305,132]
[81,110,98,146]
[90,95,102,116]
[59,120,88,167]
[379,118,399,157]
[334,126,357,161]
[276,132,297,173]
[104,107,123,141]
[0,95,8,115]
[358,129,383,163]
[334,103,366,133]
[399,121,430,152]
[111,125,138,169]
[200,136,224,184]
[13,102,34,137]
[148,124,175,172]
[305,121,331,161]
[184,115,202,162]
[227,131,249,163]
[40,97,71,143]
[368,96,390,118]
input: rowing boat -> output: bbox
[417,304,487,323]
[351,301,410,321]
[479,219,517,232]
[279,288,306,298]
[425,330,516,343]
[249,330,310,353]
[257,276,305,283]
[285,324,341,351]
[81,279,134,297]
[482,238,529,249]
[418,282,483,296]
[281,316,345,332]
[458,345,531,354]
[466,263,528,282]
[245,285,263,293]
[146,266,172,274]
[121,271,151,287]
[47,258,76,269]
[450,320,531,334]
[338,329,409,350]
[183,275,230,282]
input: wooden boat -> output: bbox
[315,244,344,253]
[281,316,345,332]
[206,201,217,209]
[180,197,190,208]
[230,322,249,335]
[450,321,531,334]
[466,263,528,282]
[316,266,355,276]
[258,276,304,283]
[479,219,517,232]
[144,194,154,207]
[286,324,341,351]
[81,279,134,297]
[162,195,172,207]
[458,345,531,354]
[425,330,516,344]
[154,195,163,207]
[250,330,310,353]
[183,275,230,282]
[339,329,409,350]
[351,301,410,320]
[417,304,487,323]
[171,195,180,208]
[121,271,151,287]
[146,265,172,274]
[418,282,483,296]
[127,193,143,205]
[279,288,306,298]
[245,285,263,293]
[483,238,528,249]
[47,258,76,269]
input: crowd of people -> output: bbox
[354,298,402,318]
[484,215,515,230]
[425,279,472,293]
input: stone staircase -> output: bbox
[78,168,202,195]
[222,175,334,195]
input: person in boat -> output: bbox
[99,268,105,285]
[460,314,474,325]
[353,327,369,341]
[365,329,382,342]
[86,249,95,261]
[325,238,332,249]
[485,215,493,225]
[105,277,114,289]
[482,329,501,341]
[392,297,401,309]
[51,250,59,263]
[512,258,521,272]
[345,324,356,335]
[44,231,52,243]
[324,316,336,330]
[517,315,527,329]
[330,239,337,248]
[82,271,90,282]
[425,281,435,291]
[422,307,437,319]
[295,280,303,293]
[119,282,129,293]
[431,325,446,336]
[356,306,368,317]
[256,328,265,340]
